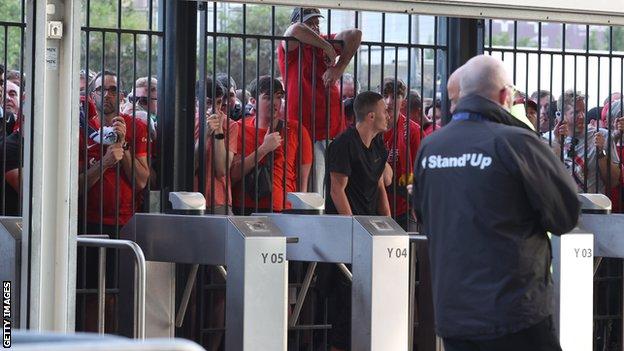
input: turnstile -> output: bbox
[0,217,22,327]
[262,214,410,350]
[551,194,610,351]
[120,214,288,351]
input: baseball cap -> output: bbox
[514,97,538,112]
[290,8,323,23]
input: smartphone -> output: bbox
[275,119,285,133]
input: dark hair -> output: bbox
[344,97,355,120]
[290,7,321,23]
[379,77,407,98]
[425,99,441,116]
[530,90,553,102]
[247,76,284,99]
[0,64,4,76]
[88,70,121,94]
[354,91,383,123]
[216,73,237,91]
[407,89,422,110]
[197,76,225,100]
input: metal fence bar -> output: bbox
[77,237,146,339]
[98,246,106,334]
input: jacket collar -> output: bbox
[453,94,534,132]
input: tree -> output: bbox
[491,32,511,47]
[81,0,158,92]
[205,5,291,90]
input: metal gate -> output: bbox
[193,3,448,349]
[484,19,624,351]
[0,0,26,217]
[76,0,163,335]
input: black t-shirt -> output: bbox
[325,127,388,215]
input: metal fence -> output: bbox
[6,0,623,350]
[193,3,447,349]
[76,0,163,336]
[484,19,624,351]
[0,0,26,217]
[70,1,449,348]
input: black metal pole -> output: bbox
[446,18,483,124]
[161,0,198,210]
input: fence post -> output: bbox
[446,18,483,123]
[22,0,80,331]
[160,0,198,207]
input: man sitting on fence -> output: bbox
[278,7,362,196]
[230,76,312,215]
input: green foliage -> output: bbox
[205,5,292,89]
[0,0,25,70]
[491,31,511,47]
[81,0,157,92]
[586,27,624,52]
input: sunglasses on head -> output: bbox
[129,95,156,104]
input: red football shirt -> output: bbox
[232,117,308,211]
[193,112,239,208]
[79,113,148,225]
[610,145,624,213]
[383,114,421,216]
[277,34,345,141]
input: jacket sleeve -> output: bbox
[412,145,426,222]
[498,131,580,236]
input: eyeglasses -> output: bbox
[130,96,157,105]
[504,84,518,97]
[93,85,118,96]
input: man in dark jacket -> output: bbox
[413,55,580,351]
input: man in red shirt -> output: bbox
[80,70,150,234]
[278,7,361,195]
[401,89,423,125]
[77,70,150,333]
[194,76,239,214]
[231,76,312,215]
[380,78,421,230]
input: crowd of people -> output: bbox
[1,6,624,350]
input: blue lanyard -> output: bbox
[452,112,485,122]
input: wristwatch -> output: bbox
[597,149,607,159]
[213,133,225,140]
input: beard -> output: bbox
[95,100,116,115]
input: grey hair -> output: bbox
[610,99,623,118]
[342,73,360,93]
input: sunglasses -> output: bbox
[130,95,157,105]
